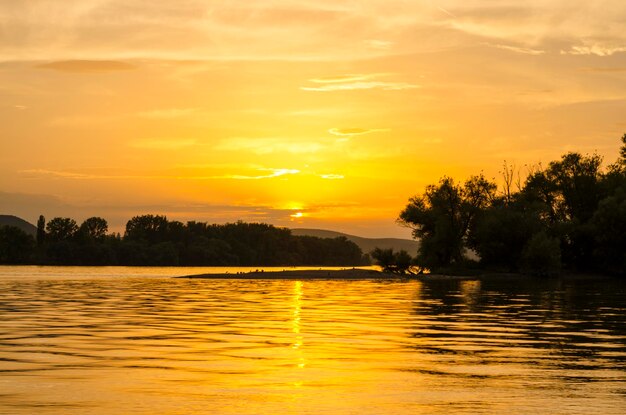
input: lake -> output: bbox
[0,266,625,414]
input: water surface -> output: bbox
[0,267,625,414]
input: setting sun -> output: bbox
[1,1,624,238]
[1,3,625,415]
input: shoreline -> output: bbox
[176,268,395,280]
[176,268,617,280]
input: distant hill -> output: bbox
[290,228,420,255]
[0,215,37,236]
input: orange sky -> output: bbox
[1,1,625,237]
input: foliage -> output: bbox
[398,174,496,269]
[36,215,46,246]
[46,217,78,242]
[519,231,562,277]
[590,187,626,275]
[79,217,108,240]
[0,226,35,264]
[371,247,414,274]
[371,248,395,272]
[125,214,169,244]
[1,216,369,267]
[469,198,543,271]
[400,134,626,276]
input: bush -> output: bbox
[520,231,561,277]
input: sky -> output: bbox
[1,0,625,238]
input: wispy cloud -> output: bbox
[328,128,389,137]
[307,74,384,84]
[302,81,419,92]
[561,43,626,56]
[217,168,300,180]
[365,40,394,50]
[490,43,545,55]
[302,73,418,92]
[37,60,136,73]
[129,138,197,150]
[20,169,139,180]
[19,168,300,181]
[320,174,344,180]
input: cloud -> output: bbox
[303,73,418,92]
[19,167,299,181]
[136,108,200,119]
[440,3,626,57]
[308,74,384,83]
[37,60,136,73]
[216,168,300,180]
[302,81,419,92]
[19,169,123,180]
[438,7,457,18]
[320,174,344,180]
[365,39,394,50]
[0,191,70,224]
[129,138,197,149]
[3,1,626,63]
[490,43,545,55]
[561,44,626,56]
[328,128,388,137]
[217,137,324,154]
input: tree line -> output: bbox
[0,216,369,266]
[384,134,626,276]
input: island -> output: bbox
[177,268,396,280]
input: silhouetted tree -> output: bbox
[125,214,168,244]
[371,247,414,274]
[36,215,46,246]
[522,152,604,269]
[469,197,543,271]
[79,217,108,240]
[0,226,35,264]
[590,187,626,275]
[46,217,78,242]
[620,133,626,165]
[372,247,395,272]
[394,250,413,274]
[399,175,496,270]
[520,231,562,277]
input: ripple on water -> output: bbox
[0,268,625,414]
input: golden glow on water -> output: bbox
[0,267,625,414]
[292,281,306,372]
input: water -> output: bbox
[0,266,625,414]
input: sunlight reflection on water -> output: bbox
[0,267,625,414]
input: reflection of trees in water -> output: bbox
[409,278,626,372]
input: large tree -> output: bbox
[124,214,169,244]
[79,217,109,240]
[46,217,78,242]
[0,226,35,264]
[36,215,46,246]
[399,175,496,269]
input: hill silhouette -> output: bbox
[290,228,420,255]
[0,215,37,236]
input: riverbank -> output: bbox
[177,268,617,280]
[177,268,397,279]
